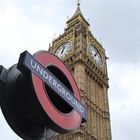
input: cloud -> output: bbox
[0,2,31,67]
[109,62,140,140]
[0,1,61,68]
[94,0,140,63]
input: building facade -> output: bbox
[49,3,112,140]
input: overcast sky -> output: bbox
[0,0,140,140]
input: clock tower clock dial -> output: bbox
[54,41,72,59]
[88,44,104,66]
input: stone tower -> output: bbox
[49,2,112,140]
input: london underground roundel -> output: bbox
[23,50,87,133]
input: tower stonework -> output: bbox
[49,3,112,140]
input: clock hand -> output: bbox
[94,52,97,57]
[61,47,65,55]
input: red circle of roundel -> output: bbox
[31,51,82,131]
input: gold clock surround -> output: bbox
[87,43,104,67]
[54,41,73,60]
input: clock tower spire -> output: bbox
[65,0,90,31]
[50,2,112,140]
[77,0,80,6]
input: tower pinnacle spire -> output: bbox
[77,0,80,7]
[66,0,90,30]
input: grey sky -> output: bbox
[0,0,140,140]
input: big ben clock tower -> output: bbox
[50,2,112,140]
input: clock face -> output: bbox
[88,44,103,66]
[54,41,72,59]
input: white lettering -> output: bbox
[57,84,62,92]
[43,71,48,79]
[53,79,57,88]
[62,88,66,96]
[71,97,76,105]
[31,59,36,69]
[79,106,84,113]
[66,92,71,100]
[49,75,53,84]
[36,65,43,75]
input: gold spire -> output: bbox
[68,0,82,22]
[66,1,90,29]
